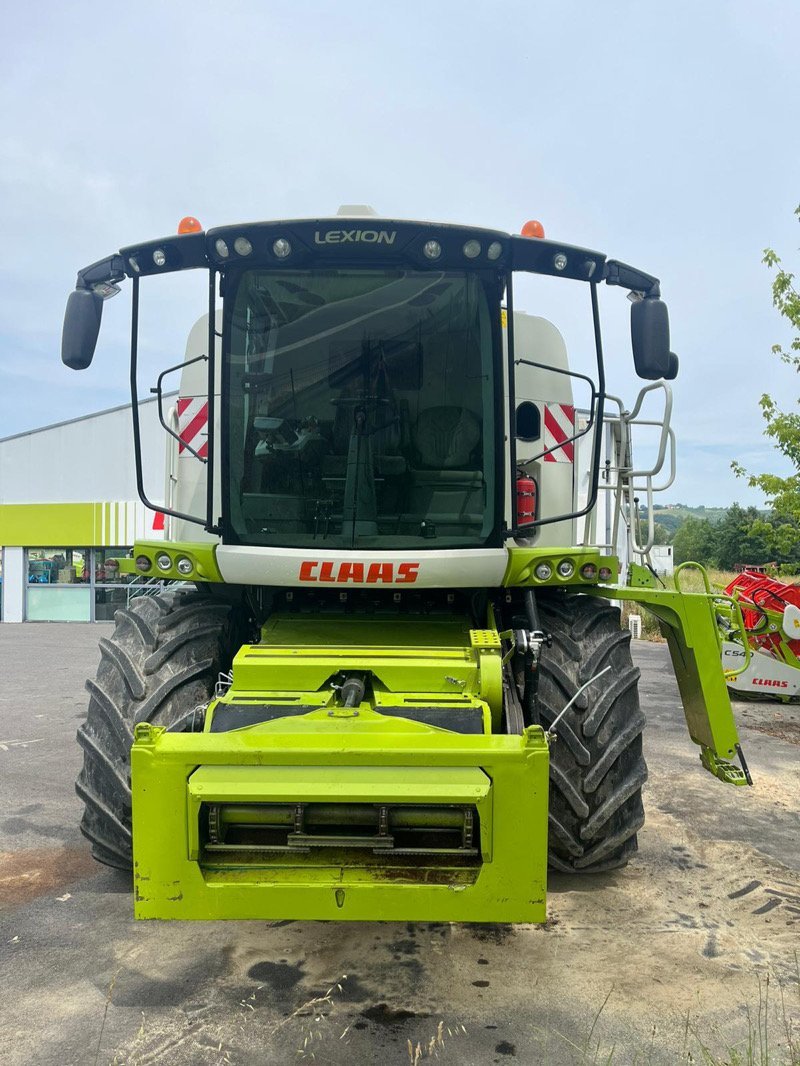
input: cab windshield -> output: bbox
[225,268,497,549]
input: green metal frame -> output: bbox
[131,613,549,922]
[589,562,749,785]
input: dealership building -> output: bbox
[0,397,169,622]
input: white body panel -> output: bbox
[503,312,577,548]
[723,642,800,698]
[216,545,509,588]
[170,313,221,543]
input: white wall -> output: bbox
[0,395,172,506]
[1,547,25,622]
[651,545,674,576]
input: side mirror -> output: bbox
[631,297,678,380]
[62,289,103,370]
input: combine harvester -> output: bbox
[61,207,752,922]
[722,570,800,699]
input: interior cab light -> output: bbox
[177,216,203,234]
[521,220,545,239]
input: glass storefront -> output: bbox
[26,547,135,622]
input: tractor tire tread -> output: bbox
[540,593,647,874]
[75,590,237,870]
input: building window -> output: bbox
[26,548,91,621]
[25,547,135,622]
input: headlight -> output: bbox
[233,236,253,256]
[534,562,553,580]
[135,555,152,572]
[423,240,442,260]
[215,238,229,258]
[152,249,167,267]
[463,240,481,259]
[156,553,172,571]
[580,563,598,581]
[557,559,575,578]
[599,566,613,582]
[487,241,503,261]
[176,557,194,576]
[273,238,292,259]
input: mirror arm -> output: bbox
[76,254,127,290]
[604,259,660,298]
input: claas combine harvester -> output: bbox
[61,207,752,923]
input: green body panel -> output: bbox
[239,615,503,725]
[503,546,619,587]
[119,541,223,581]
[132,722,548,922]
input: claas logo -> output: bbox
[298,561,420,584]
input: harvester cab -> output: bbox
[62,208,750,923]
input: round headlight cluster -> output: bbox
[216,236,255,259]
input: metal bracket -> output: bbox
[700,745,751,787]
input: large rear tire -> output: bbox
[538,593,647,873]
[76,589,239,869]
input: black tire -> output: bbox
[76,589,239,869]
[538,593,647,873]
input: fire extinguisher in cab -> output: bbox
[516,471,537,526]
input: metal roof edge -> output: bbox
[0,392,179,445]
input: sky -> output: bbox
[1,0,797,507]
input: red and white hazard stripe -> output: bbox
[177,396,208,458]
[543,402,575,463]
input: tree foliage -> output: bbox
[732,204,800,553]
[671,504,775,568]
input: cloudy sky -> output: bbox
[1,0,797,506]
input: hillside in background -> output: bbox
[645,504,736,536]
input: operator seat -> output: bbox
[409,406,485,530]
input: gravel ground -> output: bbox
[1,624,798,1066]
